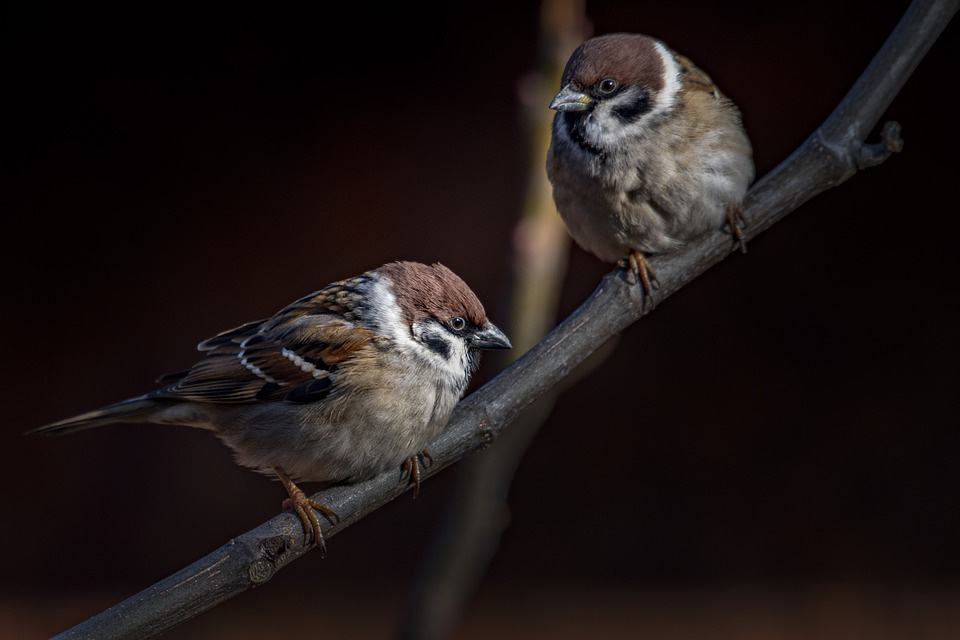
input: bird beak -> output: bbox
[549,84,592,112]
[470,323,512,350]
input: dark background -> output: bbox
[3,1,958,638]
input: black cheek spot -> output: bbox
[611,90,652,123]
[422,335,452,360]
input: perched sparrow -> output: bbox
[28,261,510,553]
[546,33,755,302]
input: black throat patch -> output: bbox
[561,112,605,160]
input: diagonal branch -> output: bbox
[50,0,958,638]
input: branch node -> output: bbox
[255,533,299,568]
[858,120,904,168]
[473,409,499,448]
[248,559,275,584]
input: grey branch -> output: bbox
[51,0,958,638]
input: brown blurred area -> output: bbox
[4,1,958,638]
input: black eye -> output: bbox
[599,78,618,94]
[448,317,466,331]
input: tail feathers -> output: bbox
[26,396,161,437]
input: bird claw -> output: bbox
[726,206,748,254]
[402,450,433,498]
[274,466,339,555]
[623,251,660,311]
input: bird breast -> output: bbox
[549,92,753,258]
[212,352,459,485]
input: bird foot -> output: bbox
[726,205,748,254]
[402,449,433,498]
[274,466,339,555]
[621,251,660,311]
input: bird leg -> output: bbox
[623,250,660,310]
[402,449,433,498]
[726,205,748,254]
[273,466,339,554]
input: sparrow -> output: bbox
[546,33,755,304]
[27,260,511,554]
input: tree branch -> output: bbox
[50,0,958,638]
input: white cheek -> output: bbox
[651,41,682,114]
[367,277,467,382]
[407,323,472,400]
[367,275,409,343]
[593,43,681,147]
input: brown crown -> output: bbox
[562,33,665,93]
[379,261,488,327]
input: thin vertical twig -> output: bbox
[398,2,591,638]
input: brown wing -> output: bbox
[674,53,720,96]
[155,310,373,404]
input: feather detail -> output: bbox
[157,291,375,404]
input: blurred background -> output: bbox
[3,0,958,638]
